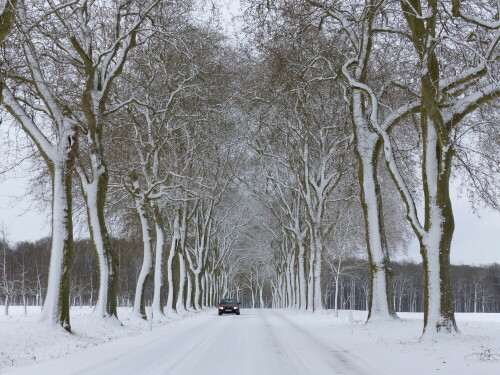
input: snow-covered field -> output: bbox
[1,307,499,374]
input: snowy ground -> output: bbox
[1,307,499,375]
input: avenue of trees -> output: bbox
[1,0,498,340]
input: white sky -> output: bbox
[0,0,498,265]
[0,174,50,242]
[403,189,500,265]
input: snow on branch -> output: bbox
[341,59,425,239]
[1,86,56,161]
[372,27,412,41]
[439,62,486,96]
[305,0,359,48]
[443,83,500,128]
[451,0,500,30]
[21,43,65,130]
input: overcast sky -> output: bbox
[402,189,500,265]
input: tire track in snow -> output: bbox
[70,314,219,375]
[267,310,384,375]
[160,312,243,375]
[163,310,296,375]
[260,311,303,375]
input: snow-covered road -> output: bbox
[4,310,382,375]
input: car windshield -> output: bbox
[221,299,237,304]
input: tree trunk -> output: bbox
[473,286,477,314]
[4,294,9,316]
[165,212,179,314]
[353,96,397,321]
[285,261,293,309]
[133,198,153,319]
[397,0,460,337]
[193,271,201,310]
[307,244,314,312]
[175,204,188,312]
[420,121,457,334]
[39,163,73,332]
[209,276,214,307]
[313,236,324,311]
[0,0,18,44]
[201,273,207,308]
[81,175,119,319]
[175,251,187,312]
[152,205,165,316]
[334,276,339,317]
[298,241,307,311]
[186,270,193,310]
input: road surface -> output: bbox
[5,310,384,375]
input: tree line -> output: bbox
[1,0,499,339]
[2,236,499,315]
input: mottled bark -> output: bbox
[398,0,458,334]
[0,0,17,44]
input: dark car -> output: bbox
[218,298,241,315]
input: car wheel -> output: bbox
[236,312,240,315]
[218,312,222,315]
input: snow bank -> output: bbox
[280,310,500,374]
[0,306,196,372]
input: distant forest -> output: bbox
[2,237,499,314]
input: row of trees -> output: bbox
[1,0,246,332]
[1,0,498,340]
[3,235,499,315]
[238,0,499,337]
